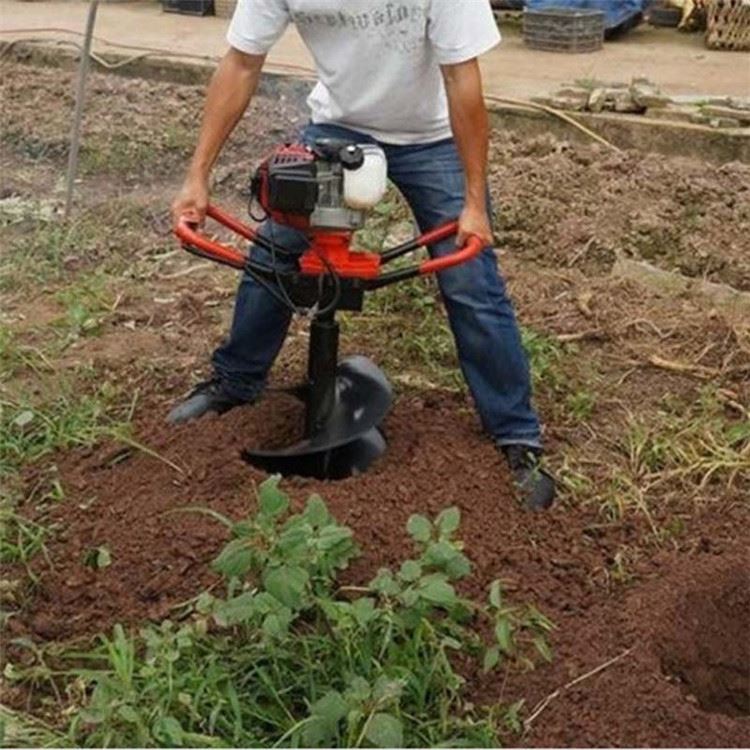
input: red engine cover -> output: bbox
[256,144,316,231]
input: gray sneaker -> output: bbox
[167,379,247,425]
[502,445,556,511]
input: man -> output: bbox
[170,0,556,510]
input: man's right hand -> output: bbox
[172,175,210,230]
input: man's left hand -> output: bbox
[457,204,493,248]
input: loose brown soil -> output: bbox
[9,391,749,747]
[489,136,750,291]
[2,60,749,747]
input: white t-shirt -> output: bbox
[227,0,501,144]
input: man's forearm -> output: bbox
[442,59,489,210]
[187,49,265,181]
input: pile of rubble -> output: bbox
[533,78,750,128]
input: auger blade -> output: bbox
[243,427,386,480]
[243,356,393,480]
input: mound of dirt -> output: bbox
[17,391,529,640]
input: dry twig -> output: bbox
[523,647,634,733]
[557,329,607,343]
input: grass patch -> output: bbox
[356,277,463,391]
[620,387,750,496]
[79,124,195,176]
[563,385,750,528]
[0,326,54,383]
[0,201,152,294]
[0,129,68,164]
[0,383,131,582]
[1,216,97,292]
[521,328,566,391]
[5,479,553,748]
[80,140,161,177]
[54,274,115,343]
[0,706,67,749]
[564,388,597,421]
[0,386,122,477]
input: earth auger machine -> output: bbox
[176,138,482,480]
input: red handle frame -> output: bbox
[415,223,484,275]
[174,203,484,278]
[175,204,257,270]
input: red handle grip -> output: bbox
[417,223,485,275]
[174,204,259,270]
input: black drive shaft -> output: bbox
[305,311,339,439]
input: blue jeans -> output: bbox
[213,123,542,448]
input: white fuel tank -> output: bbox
[343,145,388,210]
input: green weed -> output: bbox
[0,386,123,576]
[0,129,67,163]
[0,202,149,293]
[54,274,114,342]
[521,328,566,390]
[0,507,50,569]
[79,141,156,176]
[7,479,553,748]
[569,386,750,529]
[1,218,97,292]
[565,389,597,421]
[0,388,120,478]
[0,326,54,382]
[79,125,194,176]
[0,705,67,748]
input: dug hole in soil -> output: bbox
[15,385,750,747]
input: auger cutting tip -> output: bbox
[243,427,387,480]
[244,356,393,480]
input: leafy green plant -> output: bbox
[17,478,553,748]
[521,328,566,390]
[55,275,114,342]
[83,545,113,570]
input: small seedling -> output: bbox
[83,546,112,570]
